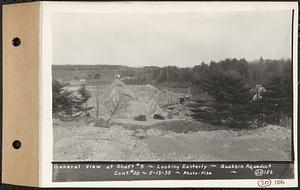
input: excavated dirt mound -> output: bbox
[53,119,292,161]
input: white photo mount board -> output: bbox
[2,1,298,188]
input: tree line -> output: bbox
[188,58,292,128]
[52,57,292,128]
[120,57,290,87]
[121,57,292,128]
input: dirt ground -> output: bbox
[53,119,292,161]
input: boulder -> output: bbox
[153,113,166,120]
[134,115,147,121]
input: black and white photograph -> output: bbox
[51,4,294,163]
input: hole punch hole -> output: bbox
[12,140,22,149]
[12,37,21,47]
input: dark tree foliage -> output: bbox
[192,63,209,86]
[77,85,92,104]
[191,70,252,128]
[247,58,290,86]
[203,70,250,104]
[189,58,292,128]
[256,63,293,125]
[157,66,182,82]
[52,79,91,117]
[215,58,249,79]
[94,73,101,79]
[52,79,69,114]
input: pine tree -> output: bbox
[191,70,252,128]
[52,79,68,114]
[52,80,91,118]
[258,66,293,125]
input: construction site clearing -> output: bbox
[83,79,193,125]
[53,79,292,161]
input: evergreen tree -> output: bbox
[258,64,293,125]
[191,70,252,128]
[52,79,68,114]
[52,79,91,117]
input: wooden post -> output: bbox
[256,84,259,102]
[85,101,88,115]
[96,89,100,118]
[96,98,99,118]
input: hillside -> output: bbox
[52,64,130,82]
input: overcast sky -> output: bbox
[52,10,292,67]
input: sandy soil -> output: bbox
[53,119,292,161]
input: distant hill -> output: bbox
[52,65,131,82]
[52,65,163,85]
[52,64,129,71]
[52,58,291,89]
